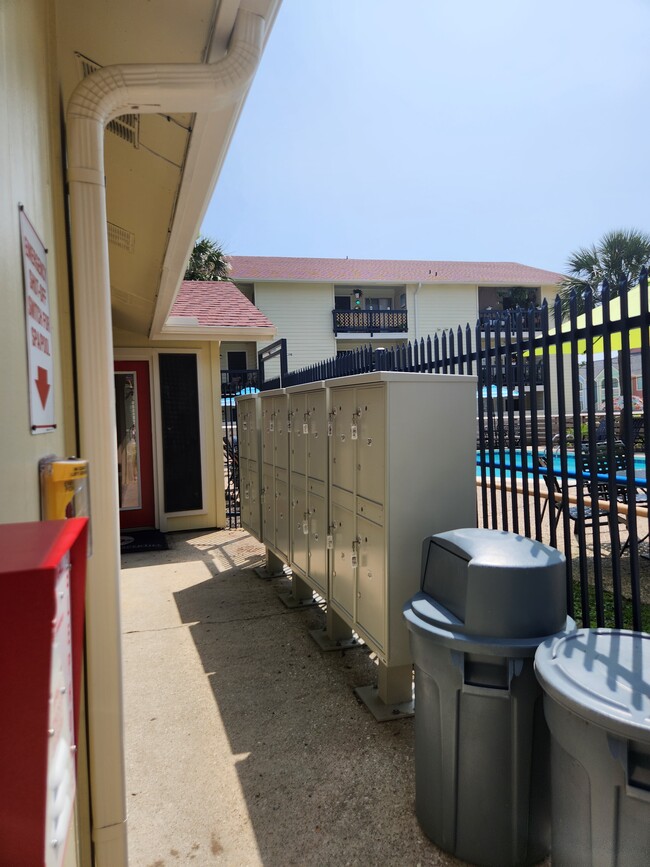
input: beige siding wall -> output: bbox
[541,282,562,329]
[113,331,226,530]
[254,282,337,372]
[220,341,257,370]
[0,0,75,523]
[410,283,478,339]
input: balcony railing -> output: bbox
[221,368,259,393]
[333,308,408,335]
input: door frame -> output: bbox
[114,350,160,529]
[114,346,213,532]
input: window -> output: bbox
[365,297,391,310]
[159,353,203,513]
[227,351,247,371]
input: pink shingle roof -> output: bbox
[228,255,564,285]
[171,281,274,329]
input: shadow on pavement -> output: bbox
[170,530,465,866]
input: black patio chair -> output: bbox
[539,443,623,535]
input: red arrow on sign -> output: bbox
[35,366,50,409]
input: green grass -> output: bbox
[571,581,650,632]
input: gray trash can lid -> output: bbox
[420,528,566,639]
[535,628,650,741]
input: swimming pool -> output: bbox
[476,449,647,485]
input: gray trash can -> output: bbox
[535,628,650,867]
[403,527,575,867]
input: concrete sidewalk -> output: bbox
[120,528,466,866]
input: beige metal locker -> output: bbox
[287,383,330,598]
[235,393,261,540]
[241,459,261,538]
[326,371,478,714]
[259,389,291,564]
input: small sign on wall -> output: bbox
[20,205,55,433]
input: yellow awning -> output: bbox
[534,282,650,354]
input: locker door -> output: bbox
[239,457,250,529]
[356,514,386,650]
[239,401,254,460]
[330,499,356,620]
[261,402,274,467]
[248,460,260,538]
[238,404,249,460]
[356,385,385,506]
[330,387,357,494]
[307,489,328,597]
[261,468,275,546]
[289,393,307,476]
[275,476,290,560]
[274,396,289,471]
[307,391,328,483]
[291,475,308,576]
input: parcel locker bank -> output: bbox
[326,371,477,717]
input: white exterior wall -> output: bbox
[255,281,337,372]
[411,283,478,340]
[0,5,87,864]
[220,341,256,370]
[0,0,74,522]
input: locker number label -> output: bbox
[351,424,358,440]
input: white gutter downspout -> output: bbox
[66,11,264,865]
[414,282,422,340]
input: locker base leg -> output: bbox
[310,608,361,652]
[277,574,316,608]
[255,548,287,579]
[354,662,414,721]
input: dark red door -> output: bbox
[114,360,155,529]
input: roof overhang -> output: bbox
[149,1,283,339]
[159,319,277,341]
[56,0,283,342]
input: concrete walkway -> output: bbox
[120,528,466,867]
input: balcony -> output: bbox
[333,308,408,336]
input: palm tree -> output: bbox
[559,229,650,317]
[184,236,230,281]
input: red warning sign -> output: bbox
[20,207,55,433]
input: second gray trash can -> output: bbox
[403,528,575,867]
[535,628,650,867]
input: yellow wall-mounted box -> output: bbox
[40,458,90,521]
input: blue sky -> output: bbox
[201,0,650,274]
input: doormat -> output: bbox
[120,529,168,554]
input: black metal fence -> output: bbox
[272,270,650,632]
[221,375,241,529]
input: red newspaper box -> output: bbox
[0,518,88,867]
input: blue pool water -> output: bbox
[477,449,647,484]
